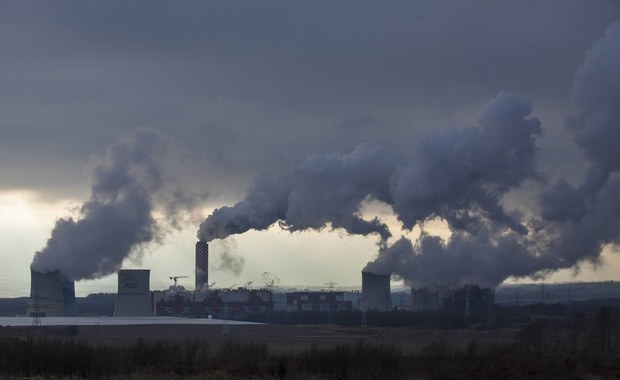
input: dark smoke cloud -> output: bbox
[198,20,620,287]
[31,129,198,280]
[198,92,542,276]
[198,143,402,245]
[369,20,620,286]
[212,238,245,276]
[390,92,540,234]
[570,21,620,172]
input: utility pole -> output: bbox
[324,282,338,326]
[222,303,229,336]
[31,275,41,333]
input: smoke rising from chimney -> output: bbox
[31,129,198,281]
[369,20,620,286]
[197,91,542,284]
[198,20,620,286]
[212,238,245,276]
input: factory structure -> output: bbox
[114,269,153,317]
[153,242,272,318]
[154,287,272,318]
[286,291,352,312]
[361,271,392,311]
[411,284,495,316]
[27,241,496,319]
[27,270,78,317]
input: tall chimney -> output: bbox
[195,242,209,291]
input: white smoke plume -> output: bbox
[369,19,620,286]
[212,238,245,276]
[31,128,199,281]
[197,20,620,287]
[198,92,542,283]
[198,143,402,246]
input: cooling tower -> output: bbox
[113,269,153,317]
[28,270,78,317]
[195,241,209,291]
[361,271,392,311]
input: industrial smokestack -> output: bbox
[361,271,392,312]
[195,242,209,291]
[27,270,78,317]
[113,269,153,317]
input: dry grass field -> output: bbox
[76,323,518,354]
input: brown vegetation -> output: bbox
[0,306,618,379]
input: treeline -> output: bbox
[244,310,481,328]
[242,298,620,329]
[1,307,619,379]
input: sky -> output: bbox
[2,1,620,296]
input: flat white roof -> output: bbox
[0,316,261,327]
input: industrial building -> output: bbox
[443,284,495,316]
[154,287,272,319]
[27,270,78,317]
[361,271,392,311]
[411,286,443,311]
[113,269,153,317]
[286,291,352,312]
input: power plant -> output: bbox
[26,241,500,320]
[27,270,78,317]
[361,271,392,311]
[113,269,153,317]
[195,241,209,291]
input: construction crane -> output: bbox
[262,272,280,291]
[169,276,188,287]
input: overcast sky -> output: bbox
[2,1,620,296]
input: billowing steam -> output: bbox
[212,238,245,276]
[198,91,542,282]
[199,20,620,287]
[198,91,540,244]
[31,129,197,281]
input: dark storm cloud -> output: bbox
[1,1,619,201]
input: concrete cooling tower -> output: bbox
[27,270,79,317]
[195,241,209,291]
[361,271,392,311]
[113,269,153,317]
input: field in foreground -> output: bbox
[75,323,518,354]
[1,310,619,379]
